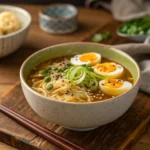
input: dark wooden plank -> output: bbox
[82,20,133,45]
[0,82,150,150]
[0,130,40,150]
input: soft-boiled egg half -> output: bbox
[93,62,123,78]
[70,52,101,66]
[99,79,132,96]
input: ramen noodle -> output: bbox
[27,53,134,103]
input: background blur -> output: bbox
[1,0,85,6]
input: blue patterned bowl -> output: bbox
[39,4,78,34]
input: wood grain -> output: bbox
[0,142,17,150]
[0,4,150,150]
[0,82,150,150]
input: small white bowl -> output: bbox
[117,29,148,42]
[0,5,31,58]
[20,42,141,131]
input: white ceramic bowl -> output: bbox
[0,5,31,58]
[20,42,141,131]
[117,29,148,42]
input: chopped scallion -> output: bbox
[39,69,49,75]
[44,76,51,83]
[46,84,53,90]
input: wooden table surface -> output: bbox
[0,4,150,150]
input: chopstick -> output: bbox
[0,104,84,150]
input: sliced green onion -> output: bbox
[46,84,53,90]
[39,69,49,75]
[65,66,106,91]
[65,63,72,67]
[52,67,58,71]
[86,66,94,72]
[63,63,72,70]
[82,64,87,67]
[92,34,103,43]
[81,64,94,72]
[119,17,150,35]
[44,76,51,83]
[57,68,64,72]
[102,32,111,39]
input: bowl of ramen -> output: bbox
[20,42,140,131]
[0,5,31,58]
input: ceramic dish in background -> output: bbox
[0,5,31,58]
[39,4,78,34]
[117,29,148,42]
[20,42,140,131]
[117,17,150,42]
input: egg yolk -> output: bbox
[79,53,98,63]
[103,79,123,88]
[94,63,117,73]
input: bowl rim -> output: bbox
[116,27,149,38]
[39,4,78,21]
[0,5,31,39]
[20,42,141,105]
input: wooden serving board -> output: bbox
[0,5,150,150]
[0,82,150,150]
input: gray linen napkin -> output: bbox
[114,38,150,94]
[85,0,150,94]
[85,0,150,21]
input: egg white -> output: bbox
[99,79,132,96]
[93,63,124,78]
[70,53,101,66]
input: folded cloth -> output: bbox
[114,37,150,94]
[85,0,150,94]
[85,0,150,21]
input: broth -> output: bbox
[27,55,133,103]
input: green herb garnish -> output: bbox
[44,76,51,83]
[46,84,53,90]
[119,17,150,35]
[39,69,49,75]
[65,66,106,91]
[102,32,111,39]
[52,67,58,71]
[63,63,72,70]
[92,34,103,43]
[65,63,72,67]
[86,66,94,72]
[57,68,64,72]
[82,64,94,72]
[92,32,111,43]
